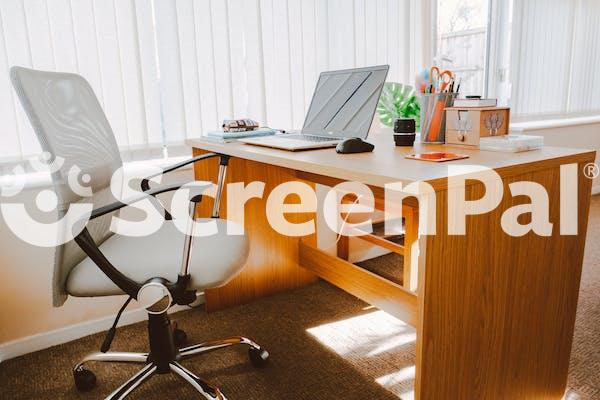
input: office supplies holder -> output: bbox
[420,92,457,143]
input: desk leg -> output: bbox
[403,207,419,292]
[336,235,350,260]
[415,162,592,399]
[192,149,317,312]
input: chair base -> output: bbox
[73,312,269,399]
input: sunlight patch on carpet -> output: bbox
[307,309,416,398]
[306,310,415,357]
[376,366,415,400]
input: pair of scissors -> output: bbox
[429,66,454,93]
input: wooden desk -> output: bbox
[187,134,595,399]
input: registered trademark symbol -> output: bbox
[583,163,599,179]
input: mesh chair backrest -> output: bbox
[10,67,123,306]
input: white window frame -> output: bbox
[434,0,600,122]
[486,0,512,102]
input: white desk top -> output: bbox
[187,134,594,189]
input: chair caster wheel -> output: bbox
[73,367,96,392]
[174,328,187,346]
[249,347,269,367]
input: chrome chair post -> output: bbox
[182,154,228,276]
[180,201,198,276]
[211,156,229,218]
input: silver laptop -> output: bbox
[240,65,389,151]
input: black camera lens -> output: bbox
[393,118,416,134]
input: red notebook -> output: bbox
[406,152,469,162]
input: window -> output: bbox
[434,0,490,98]
[434,0,600,121]
[0,0,428,167]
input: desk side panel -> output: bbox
[416,157,594,399]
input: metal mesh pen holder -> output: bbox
[419,92,457,144]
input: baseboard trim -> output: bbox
[592,185,600,195]
[0,294,203,363]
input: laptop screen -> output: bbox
[301,65,389,139]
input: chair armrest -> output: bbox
[90,183,184,220]
[141,153,222,192]
[140,153,225,220]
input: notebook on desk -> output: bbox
[207,127,277,140]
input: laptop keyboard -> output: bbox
[283,134,340,142]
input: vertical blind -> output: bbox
[0,0,162,161]
[569,0,600,114]
[0,0,425,163]
[510,0,600,118]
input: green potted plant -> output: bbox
[377,82,421,130]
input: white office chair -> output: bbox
[10,67,268,400]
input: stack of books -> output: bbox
[202,127,278,142]
[452,98,497,108]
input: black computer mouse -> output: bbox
[336,137,375,154]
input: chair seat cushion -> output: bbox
[66,219,249,297]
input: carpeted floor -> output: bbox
[1,196,599,399]
[0,282,410,400]
[566,195,600,399]
[357,252,404,285]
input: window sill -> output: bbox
[510,115,600,132]
[0,155,194,192]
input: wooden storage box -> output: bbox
[444,107,510,147]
